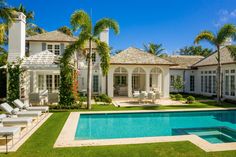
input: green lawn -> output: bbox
[1,102,236,157]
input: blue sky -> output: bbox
[9,0,236,54]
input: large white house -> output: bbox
[7,12,236,103]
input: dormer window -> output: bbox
[92,53,96,63]
[47,44,60,55]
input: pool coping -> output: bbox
[54,108,236,152]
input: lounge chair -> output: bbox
[0,103,42,119]
[139,93,146,104]
[0,126,21,146]
[1,117,33,128]
[13,99,49,113]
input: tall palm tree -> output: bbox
[58,26,73,36]
[194,24,236,104]
[0,0,15,44]
[144,43,165,56]
[64,10,119,109]
[14,3,34,22]
[13,4,46,37]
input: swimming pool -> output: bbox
[75,110,236,144]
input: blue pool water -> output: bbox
[75,110,236,143]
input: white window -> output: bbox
[213,75,216,94]
[225,74,229,96]
[201,76,204,92]
[208,75,212,93]
[170,75,174,86]
[93,75,99,93]
[47,44,60,55]
[54,75,60,91]
[190,75,195,92]
[230,75,235,96]
[92,53,96,63]
[38,75,44,91]
[46,75,53,93]
[204,76,208,93]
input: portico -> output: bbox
[108,47,176,98]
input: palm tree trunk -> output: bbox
[217,46,222,104]
[87,38,92,109]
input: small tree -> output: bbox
[7,60,22,102]
[173,76,184,93]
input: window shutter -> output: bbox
[42,43,46,51]
[60,43,65,55]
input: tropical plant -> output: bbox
[0,0,16,44]
[186,96,195,104]
[194,24,236,104]
[144,43,165,56]
[60,10,119,109]
[7,60,23,102]
[58,26,73,36]
[227,45,236,61]
[173,76,184,92]
[14,3,34,22]
[178,45,213,57]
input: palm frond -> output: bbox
[94,18,119,36]
[143,42,165,56]
[194,31,215,45]
[58,26,73,36]
[0,23,6,44]
[26,23,46,36]
[93,38,110,75]
[70,10,92,33]
[227,45,236,61]
[216,24,236,44]
[62,32,89,64]
[15,3,34,21]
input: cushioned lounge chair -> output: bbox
[0,103,42,119]
[13,99,49,113]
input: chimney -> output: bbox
[99,28,109,45]
[8,12,26,62]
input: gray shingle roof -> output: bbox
[26,30,77,42]
[110,47,176,65]
[193,47,236,67]
[164,55,204,69]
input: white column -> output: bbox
[145,70,150,92]
[162,67,170,98]
[128,71,132,97]
[107,68,114,97]
[33,71,36,92]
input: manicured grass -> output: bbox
[50,101,236,112]
[1,111,236,157]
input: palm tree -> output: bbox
[13,4,46,37]
[14,4,34,22]
[64,10,119,109]
[194,24,236,104]
[58,26,73,36]
[144,43,165,56]
[0,0,15,44]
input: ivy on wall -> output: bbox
[7,61,22,102]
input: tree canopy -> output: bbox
[177,45,213,57]
[144,43,165,56]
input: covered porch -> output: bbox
[108,47,176,98]
[21,50,60,104]
[111,66,166,97]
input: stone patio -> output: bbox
[112,97,184,107]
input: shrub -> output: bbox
[186,96,195,104]
[170,94,175,100]
[95,94,112,104]
[175,94,183,101]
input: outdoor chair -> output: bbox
[133,91,140,98]
[13,99,49,113]
[139,93,146,104]
[48,93,59,104]
[0,103,42,119]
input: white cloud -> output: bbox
[214,9,236,27]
